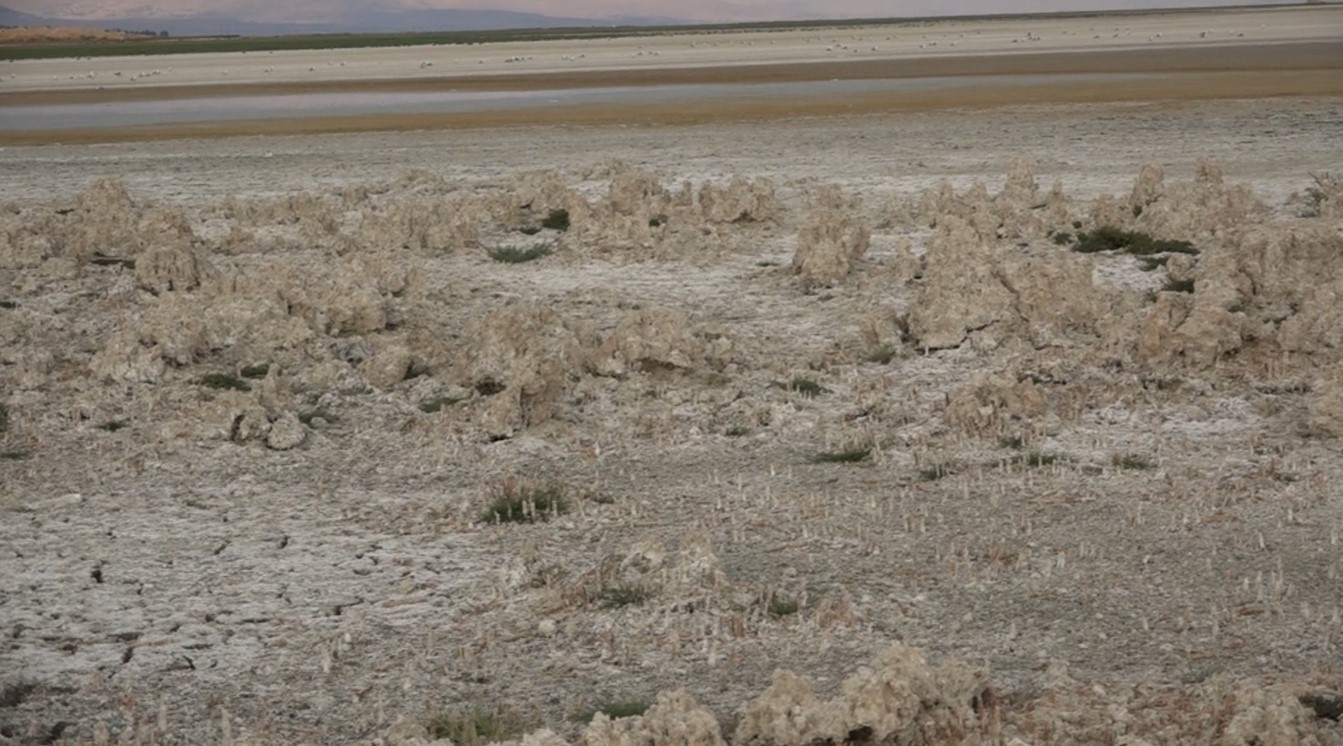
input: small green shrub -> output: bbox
[486,243,554,264]
[1138,256,1169,272]
[428,708,526,746]
[96,420,129,432]
[725,426,751,438]
[89,254,136,269]
[480,480,568,524]
[573,700,651,723]
[0,402,7,433]
[648,214,668,228]
[776,377,829,398]
[998,434,1025,450]
[864,346,897,364]
[767,594,801,618]
[0,300,16,310]
[1010,451,1060,468]
[419,395,467,413]
[811,448,871,464]
[1163,277,1195,294]
[1072,226,1197,256]
[540,209,571,232]
[1050,231,1073,246]
[519,226,543,236]
[240,364,271,379]
[918,463,951,481]
[597,584,651,609]
[1,451,28,461]
[298,408,338,427]
[1112,453,1155,470]
[198,373,251,392]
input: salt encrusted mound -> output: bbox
[135,244,212,294]
[1128,223,1343,370]
[791,187,870,286]
[458,305,594,439]
[1005,663,1332,746]
[1308,364,1343,438]
[580,690,725,746]
[361,339,416,391]
[595,309,703,377]
[1089,159,1266,241]
[944,370,1047,437]
[0,178,197,267]
[736,645,991,746]
[908,217,1013,350]
[358,197,482,253]
[899,161,1069,240]
[697,176,778,224]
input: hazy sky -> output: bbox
[11,0,1299,22]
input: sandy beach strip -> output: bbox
[1,39,1338,108]
[4,68,1340,146]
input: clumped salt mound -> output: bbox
[899,161,1072,240]
[562,165,776,262]
[92,254,402,384]
[1128,223,1343,370]
[581,691,725,746]
[458,305,594,439]
[134,244,213,294]
[1005,662,1334,746]
[906,217,1099,351]
[944,369,1047,437]
[0,178,197,268]
[697,175,778,224]
[791,186,870,286]
[595,309,705,377]
[736,645,991,746]
[1089,159,1266,241]
[358,196,482,253]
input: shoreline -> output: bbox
[3,40,1338,107]
[4,68,1341,146]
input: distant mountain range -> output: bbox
[0,4,676,36]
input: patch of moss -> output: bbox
[540,208,571,232]
[486,243,554,263]
[1112,453,1155,470]
[239,364,271,379]
[96,420,129,432]
[197,373,251,392]
[811,448,871,464]
[597,584,651,609]
[419,395,466,413]
[1072,226,1197,256]
[480,484,568,524]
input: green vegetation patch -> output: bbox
[89,254,136,269]
[197,373,251,392]
[767,594,801,618]
[918,463,952,481]
[1,451,28,461]
[419,395,468,414]
[597,584,652,609]
[96,420,129,432]
[774,377,830,398]
[1112,453,1155,470]
[480,483,568,524]
[1071,226,1198,257]
[239,364,271,379]
[811,447,872,464]
[485,243,554,264]
[0,402,8,433]
[540,209,571,232]
[1008,451,1061,468]
[428,708,527,746]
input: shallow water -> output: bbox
[0,73,1148,131]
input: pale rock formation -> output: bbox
[595,309,702,377]
[945,370,1047,436]
[135,244,212,294]
[361,340,415,391]
[265,411,307,450]
[736,645,990,746]
[697,176,777,224]
[791,186,870,286]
